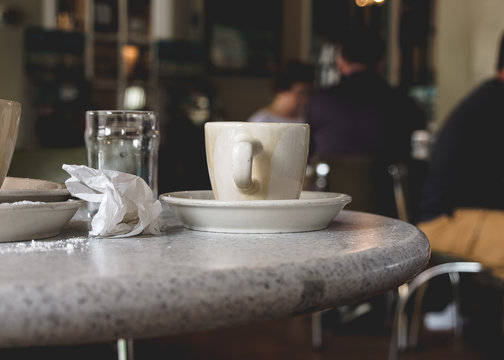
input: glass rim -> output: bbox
[86,110,157,115]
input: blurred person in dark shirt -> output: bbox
[306,28,425,161]
[418,32,504,273]
[305,28,426,218]
[416,34,504,353]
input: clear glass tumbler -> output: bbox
[84,110,160,197]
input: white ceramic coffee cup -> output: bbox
[0,99,21,187]
[205,121,310,200]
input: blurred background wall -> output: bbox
[0,0,42,146]
[434,0,504,131]
[1,0,503,144]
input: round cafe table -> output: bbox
[0,205,430,356]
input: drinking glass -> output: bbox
[84,110,160,197]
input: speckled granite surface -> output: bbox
[0,207,429,348]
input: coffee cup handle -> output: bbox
[232,140,260,194]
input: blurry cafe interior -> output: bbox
[1,0,504,359]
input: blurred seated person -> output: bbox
[417,33,504,275]
[305,28,426,218]
[248,60,314,123]
[415,34,504,353]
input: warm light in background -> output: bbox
[122,45,139,76]
[355,0,385,7]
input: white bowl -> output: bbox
[0,177,70,203]
[0,199,85,242]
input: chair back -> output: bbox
[306,155,408,219]
[7,146,87,183]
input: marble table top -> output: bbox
[0,207,430,348]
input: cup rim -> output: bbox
[0,99,21,107]
[205,121,309,127]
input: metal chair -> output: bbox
[386,165,490,360]
[387,262,486,360]
[308,158,489,358]
[306,157,407,349]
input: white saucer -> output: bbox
[0,177,71,203]
[159,190,352,233]
[0,199,85,242]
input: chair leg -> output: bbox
[448,271,463,338]
[407,282,429,349]
[117,338,134,360]
[389,284,410,360]
[311,311,323,349]
[388,262,484,360]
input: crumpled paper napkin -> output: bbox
[63,164,162,237]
